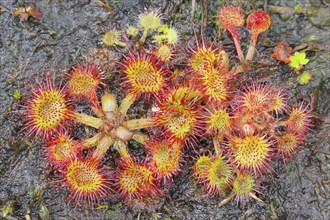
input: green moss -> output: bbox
[294,4,303,13]
[39,205,50,220]
[1,200,15,218]
[32,185,43,205]
[0,93,8,98]
[13,90,21,100]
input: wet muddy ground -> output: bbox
[0,0,329,219]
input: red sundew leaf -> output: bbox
[26,3,43,18]
[271,42,293,64]
[13,3,42,21]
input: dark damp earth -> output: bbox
[0,0,329,219]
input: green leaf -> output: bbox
[294,4,302,12]
[289,52,309,69]
[298,71,312,85]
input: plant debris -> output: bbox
[13,3,42,21]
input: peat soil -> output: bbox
[0,0,329,219]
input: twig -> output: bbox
[0,5,10,13]
[200,0,208,34]
[18,40,58,78]
[190,0,196,28]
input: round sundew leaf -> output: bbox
[247,11,271,35]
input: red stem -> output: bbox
[228,27,245,63]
